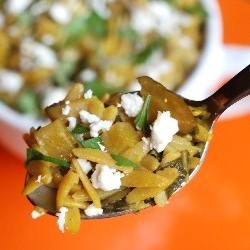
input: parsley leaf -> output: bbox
[26,148,70,168]
[132,38,164,65]
[84,79,123,98]
[111,154,139,168]
[82,137,102,149]
[134,95,151,133]
[185,3,208,20]
[70,126,102,149]
[71,125,89,134]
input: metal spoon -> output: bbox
[27,64,250,219]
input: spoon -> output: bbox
[27,64,250,219]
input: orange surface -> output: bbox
[0,1,250,250]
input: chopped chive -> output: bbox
[134,95,151,133]
[26,148,70,168]
[111,154,139,168]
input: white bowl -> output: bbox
[0,0,249,159]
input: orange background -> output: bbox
[0,1,250,249]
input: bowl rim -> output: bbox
[0,0,223,132]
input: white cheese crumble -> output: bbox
[5,0,32,14]
[67,117,77,130]
[142,137,153,150]
[86,0,116,18]
[151,111,179,153]
[128,81,142,92]
[56,207,68,233]
[79,68,97,82]
[89,120,112,137]
[30,210,45,219]
[79,110,100,124]
[130,1,191,36]
[77,159,92,174]
[91,164,124,191]
[84,89,93,99]
[120,93,144,117]
[97,142,106,152]
[20,38,58,70]
[41,34,55,46]
[35,175,42,183]
[62,104,71,115]
[84,203,103,217]
[0,70,23,93]
[49,3,72,24]
[136,51,173,81]
[42,87,67,108]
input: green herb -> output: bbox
[87,11,107,38]
[185,3,208,19]
[63,11,107,46]
[70,126,102,149]
[71,125,89,134]
[84,79,123,98]
[63,15,88,46]
[26,148,70,168]
[111,154,139,168]
[163,0,177,6]
[132,38,164,64]
[15,88,39,115]
[119,27,138,41]
[134,95,151,133]
[17,10,33,29]
[82,137,102,149]
[53,60,77,86]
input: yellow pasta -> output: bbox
[56,170,79,209]
[72,159,101,208]
[65,207,81,234]
[72,148,116,167]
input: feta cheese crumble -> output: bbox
[84,89,93,99]
[151,111,179,153]
[79,68,96,82]
[62,105,71,116]
[142,137,153,150]
[77,159,92,174]
[120,93,144,117]
[49,3,72,24]
[79,110,100,124]
[35,175,42,183]
[31,210,44,219]
[20,38,58,70]
[0,70,23,93]
[91,164,124,191]
[56,207,68,233]
[89,120,112,137]
[62,103,71,115]
[42,87,67,108]
[67,117,77,130]
[128,81,142,92]
[5,0,32,14]
[84,203,103,217]
[97,142,106,152]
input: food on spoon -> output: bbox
[23,77,211,233]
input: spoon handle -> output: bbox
[207,64,250,119]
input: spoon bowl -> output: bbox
[26,64,250,219]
